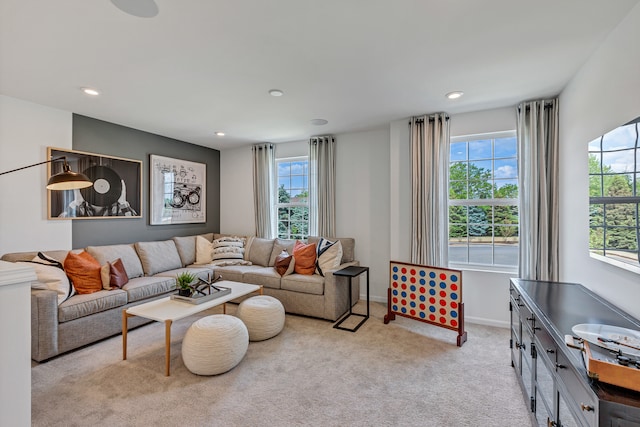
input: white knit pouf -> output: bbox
[236,295,285,341]
[182,314,248,375]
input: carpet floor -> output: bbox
[32,301,531,426]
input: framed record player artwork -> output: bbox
[150,154,206,225]
[47,147,142,219]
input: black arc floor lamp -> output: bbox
[0,156,93,190]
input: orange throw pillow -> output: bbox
[63,251,103,294]
[292,241,317,275]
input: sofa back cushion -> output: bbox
[172,233,214,266]
[246,238,274,266]
[268,238,296,266]
[307,236,355,263]
[86,244,145,278]
[135,240,183,276]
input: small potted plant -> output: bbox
[176,271,197,297]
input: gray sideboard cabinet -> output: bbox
[510,278,640,427]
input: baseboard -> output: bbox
[464,316,509,329]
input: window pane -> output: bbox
[589,226,604,251]
[469,232,494,265]
[449,241,468,263]
[468,206,491,236]
[468,180,492,199]
[469,140,492,160]
[602,124,637,151]
[495,180,518,198]
[589,175,602,197]
[495,137,517,158]
[450,142,467,161]
[494,158,517,179]
[603,150,635,173]
[495,206,518,226]
[589,204,604,226]
[449,180,468,199]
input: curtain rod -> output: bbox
[517,101,556,111]
[408,116,450,125]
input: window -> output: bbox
[448,132,519,270]
[276,157,309,240]
[589,118,640,270]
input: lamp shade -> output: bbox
[0,156,94,191]
[46,161,93,190]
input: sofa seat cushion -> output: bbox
[122,276,176,303]
[58,289,128,323]
[281,274,324,295]
[154,267,213,282]
[209,265,263,284]
[242,267,282,290]
[86,244,145,279]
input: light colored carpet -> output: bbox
[32,301,531,427]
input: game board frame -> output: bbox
[384,261,468,346]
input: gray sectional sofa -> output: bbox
[1,234,359,362]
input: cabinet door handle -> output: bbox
[555,363,566,369]
[580,403,594,412]
[546,348,555,354]
[516,342,526,350]
[526,316,534,321]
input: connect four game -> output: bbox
[384,261,467,346]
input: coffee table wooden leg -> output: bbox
[122,310,128,360]
[165,320,172,376]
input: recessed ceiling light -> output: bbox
[215,132,225,136]
[269,89,284,97]
[82,88,100,96]
[310,119,328,126]
[446,91,464,100]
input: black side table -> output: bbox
[332,266,369,332]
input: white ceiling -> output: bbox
[1,0,638,150]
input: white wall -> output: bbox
[559,3,640,319]
[0,95,73,255]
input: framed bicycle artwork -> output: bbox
[150,154,206,225]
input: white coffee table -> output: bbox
[122,280,262,376]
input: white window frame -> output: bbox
[275,156,310,240]
[448,130,519,274]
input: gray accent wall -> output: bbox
[71,114,220,248]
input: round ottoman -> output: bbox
[182,314,248,375]
[236,295,285,341]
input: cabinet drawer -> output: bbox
[556,349,598,427]
[534,324,556,357]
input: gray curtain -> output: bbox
[410,113,450,266]
[252,143,275,238]
[309,136,336,237]
[516,98,559,281]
